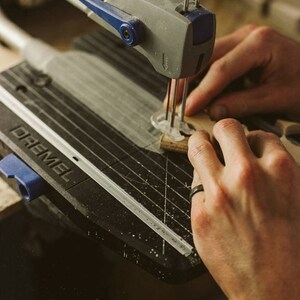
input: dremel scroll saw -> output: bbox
[0,0,215,282]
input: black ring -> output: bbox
[189,184,204,201]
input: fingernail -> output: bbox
[210,105,227,120]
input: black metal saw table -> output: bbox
[0,30,205,283]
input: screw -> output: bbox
[122,29,131,41]
[16,85,28,93]
[33,74,51,87]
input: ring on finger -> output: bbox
[189,184,204,201]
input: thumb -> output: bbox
[208,83,288,120]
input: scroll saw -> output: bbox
[0,0,216,282]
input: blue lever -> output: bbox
[80,0,144,47]
[185,8,214,45]
[0,154,45,202]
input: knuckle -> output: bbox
[188,140,211,161]
[189,130,208,145]
[210,186,230,213]
[211,60,227,75]
[262,131,278,140]
[247,131,280,149]
[244,23,257,32]
[235,160,256,187]
[251,26,275,44]
[266,150,294,171]
[192,208,210,232]
[214,118,240,132]
[251,130,278,140]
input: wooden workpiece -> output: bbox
[160,113,300,166]
[160,112,214,153]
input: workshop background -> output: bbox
[0,0,299,299]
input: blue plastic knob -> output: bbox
[0,154,46,202]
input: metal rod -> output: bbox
[0,6,58,72]
[65,0,88,12]
[165,79,172,120]
[170,79,179,128]
[0,8,31,50]
[183,0,189,12]
[180,78,189,122]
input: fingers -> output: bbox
[185,27,273,116]
[191,170,206,200]
[188,130,223,187]
[247,130,291,161]
[247,130,285,158]
[190,161,207,236]
[208,83,290,120]
[164,25,258,109]
[191,188,207,235]
[213,119,253,165]
[211,24,257,63]
[247,130,297,181]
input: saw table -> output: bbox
[0,29,205,282]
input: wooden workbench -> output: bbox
[0,46,21,212]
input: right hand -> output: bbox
[183,25,300,120]
[188,119,300,299]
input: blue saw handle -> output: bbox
[80,0,144,47]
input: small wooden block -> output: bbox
[160,135,189,154]
[160,112,215,154]
[160,112,300,166]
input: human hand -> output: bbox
[185,25,300,120]
[188,118,300,300]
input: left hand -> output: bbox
[185,25,300,120]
